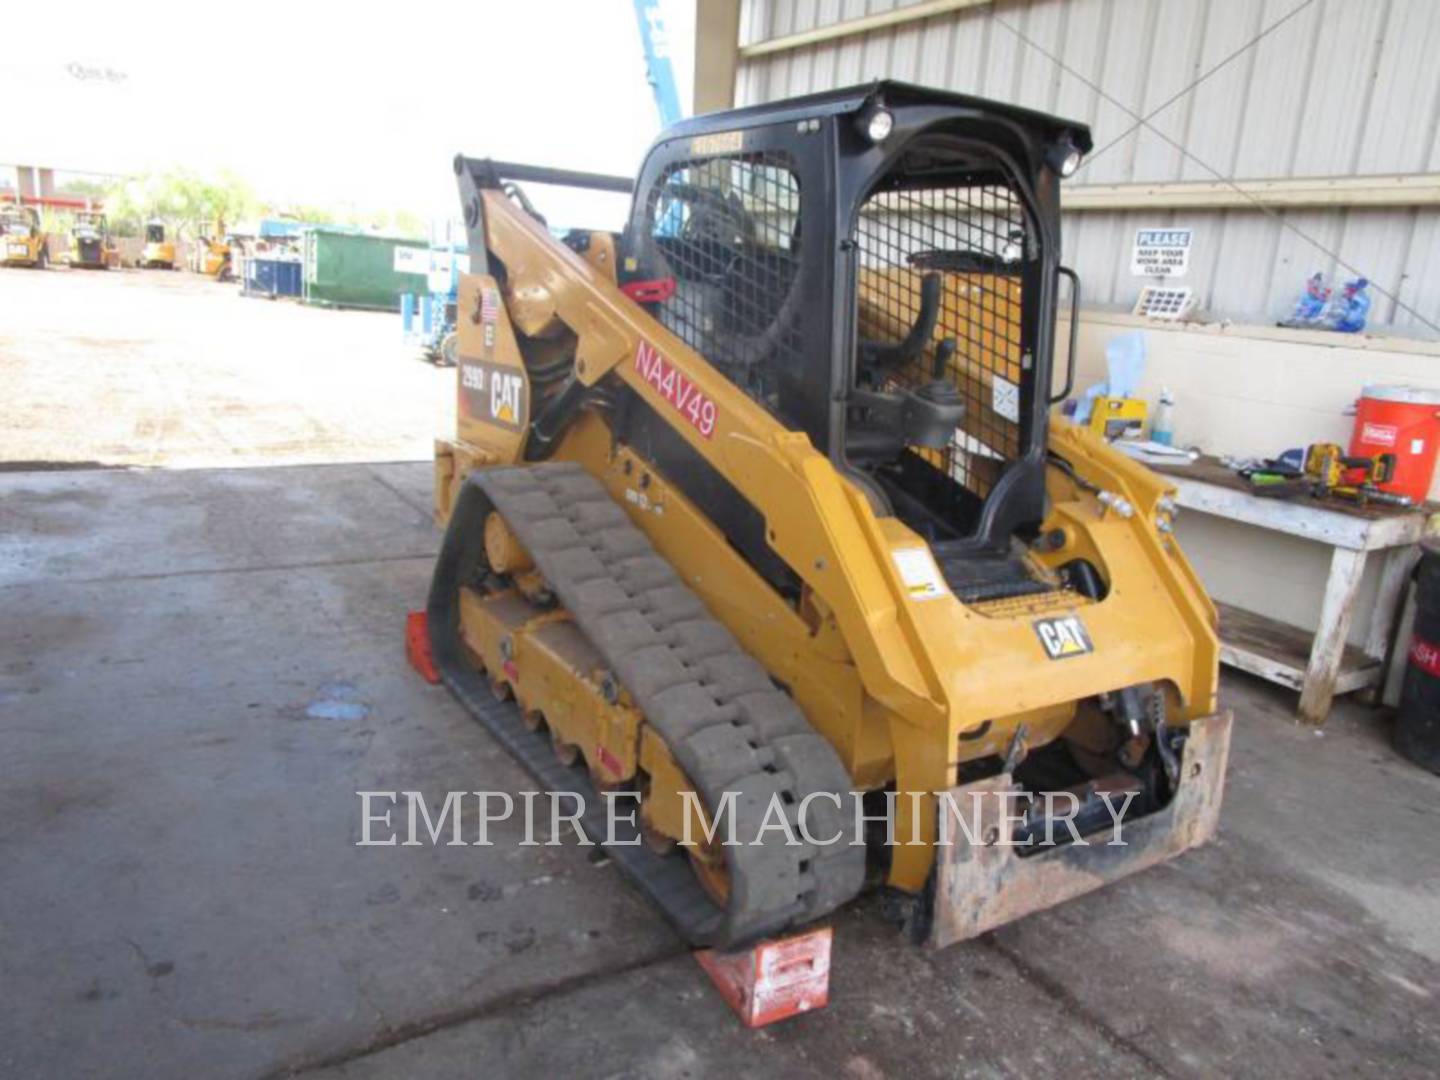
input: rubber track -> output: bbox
[428,463,865,947]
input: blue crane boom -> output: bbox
[632,0,684,127]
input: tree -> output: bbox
[99,167,425,240]
[60,177,109,201]
[281,204,337,226]
[106,168,257,238]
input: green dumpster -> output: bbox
[301,228,430,311]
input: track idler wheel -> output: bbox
[484,512,532,575]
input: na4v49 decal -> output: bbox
[634,340,717,438]
[1033,614,1094,660]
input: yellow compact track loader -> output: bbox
[428,82,1230,949]
[69,211,119,269]
[142,220,177,269]
[1,204,48,268]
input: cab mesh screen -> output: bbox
[855,182,1028,499]
[646,154,802,420]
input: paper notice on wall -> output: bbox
[393,246,429,274]
[427,251,470,293]
[1131,228,1192,278]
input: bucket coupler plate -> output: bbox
[928,710,1233,948]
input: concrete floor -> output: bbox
[3,461,1438,1079]
[3,267,1439,1077]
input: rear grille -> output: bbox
[938,550,1055,605]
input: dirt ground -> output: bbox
[0,264,453,469]
[3,266,1439,1078]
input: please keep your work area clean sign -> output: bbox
[1131,228,1192,278]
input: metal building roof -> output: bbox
[736,0,1440,338]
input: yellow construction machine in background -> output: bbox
[141,220,177,269]
[1,204,48,268]
[190,219,235,280]
[68,211,120,269]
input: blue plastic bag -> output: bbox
[1074,331,1146,425]
[1327,278,1371,334]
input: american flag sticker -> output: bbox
[480,287,499,326]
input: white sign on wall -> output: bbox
[427,251,470,280]
[1131,228,1192,278]
[393,246,429,274]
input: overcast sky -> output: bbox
[2,0,694,229]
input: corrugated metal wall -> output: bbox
[735,0,1440,338]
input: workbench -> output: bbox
[1151,457,1432,724]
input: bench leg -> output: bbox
[1298,547,1368,725]
[1359,546,1419,705]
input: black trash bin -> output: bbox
[1397,538,1440,773]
